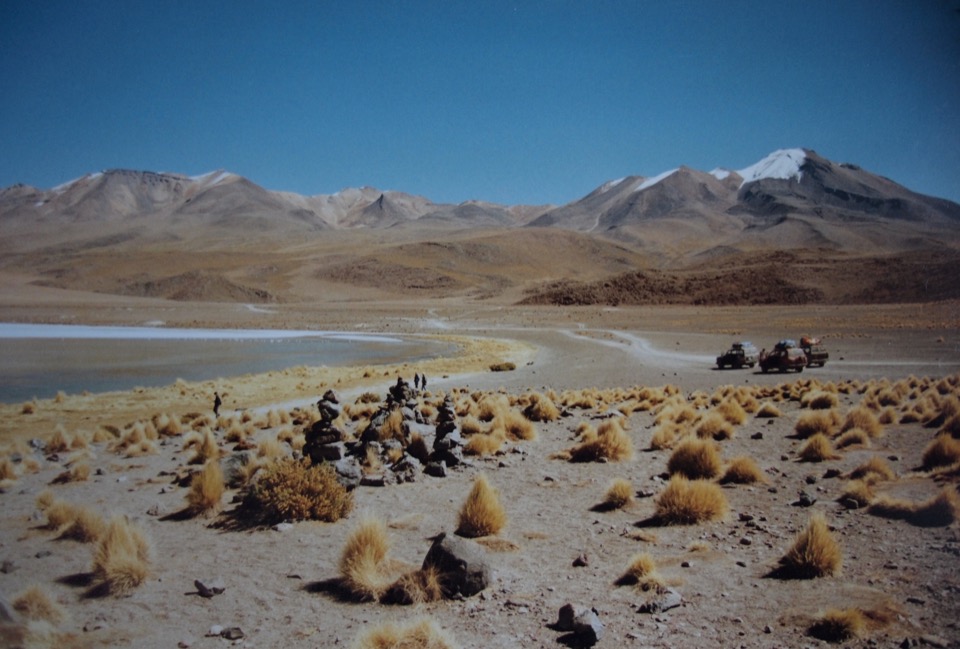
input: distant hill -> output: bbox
[1,148,958,305]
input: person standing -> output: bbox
[213,391,222,417]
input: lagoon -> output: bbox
[0,324,452,403]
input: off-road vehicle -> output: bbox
[759,340,806,373]
[799,336,829,367]
[716,341,759,369]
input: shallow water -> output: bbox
[0,324,452,403]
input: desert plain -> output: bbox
[1,283,959,649]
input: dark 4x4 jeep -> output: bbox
[716,341,759,369]
[799,336,829,367]
[759,340,807,373]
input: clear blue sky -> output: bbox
[2,1,959,206]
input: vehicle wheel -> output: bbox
[748,362,755,368]
[761,367,769,374]
[796,366,804,373]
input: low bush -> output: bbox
[243,459,353,524]
[655,476,728,525]
[667,438,722,480]
[777,513,841,578]
[456,474,506,538]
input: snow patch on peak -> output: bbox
[634,168,679,193]
[599,177,627,192]
[51,171,102,194]
[709,168,731,181]
[190,170,236,186]
[737,148,806,187]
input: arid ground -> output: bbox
[1,292,959,649]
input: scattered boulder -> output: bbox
[556,603,604,645]
[637,587,682,614]
[422,533,493,597]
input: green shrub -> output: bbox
[244,459,353,523]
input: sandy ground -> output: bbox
[1,298,960,648]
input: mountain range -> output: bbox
[1,149,958,306]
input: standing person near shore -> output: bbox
[213,391,222,417]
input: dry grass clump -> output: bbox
[45,426,71,454]
[804,390,839,410]
[339,517,395,601]
[463,431,504,456]
[841,406,883,439]
[459,414,484,436]
[257,436,286,459]
[776,513,842,578]
[243,459,353,523]
[798,433,840,462]
[0,457,18,481]
[21,400,36,414]
[497,410,537,441]
[720,456,766,484]
[794,410,840,439]
[563,418,633,463]
[715,399,747,425]
[649,421,683,450]
[654,476,729,525]
[695,413,735,441]
[839,480,875,509]
[90,516,152,596]
[51,462,91,484]
[456,474,507,538]
[43,499,79,530]
[59,506,106,543]
[755,402,783,418]
[849,456,897,482]
[185,461,225,516]
[601,478,634,510]
[153,413,183,437]
[184,428,220,464]
[808,608,866,642]
[476,394,509,422]
[921,435,960,470]
[12,585,67,624]
[351,617,458,649]
[378,408,407,443]
[667,438,722,480]
[868,488,959,527]
[384,566,444,605]
[617,552,664,591]
[834,428,871,449]
[522,392,560,422]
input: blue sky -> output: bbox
[1,1,959,206]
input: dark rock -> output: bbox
[333,458,362,490]
[572,553,589,567]
[360,474,387,487]
[637,587,682,614]
[220,451,254,488]
[221,627,244,640]
[750,432,764,440]
[556,603,604,644]
[422,533,493,597]
[424,461,447,478]
[312,442,348,462]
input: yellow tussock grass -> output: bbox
[841,406,883,438]
[186,461,225,515]
[667,438,722,480]
[798,433,840,462]
[0,458,17,481]
[476,395,509,422]
[45,426,71,454]
[124,439,157,457]
[378,408,407,442]
[384,566,444,605]
[59,506,106,543]
[500,410,537,441]
[649,422,683,450]
[617,552,664,591]
[257,436,285,459]
[566,418,633,462]
[809,608,866,642]
[849,456,896,482]
[777,513,841,578]
[720,456,766,484]
[835,428,871,449]
[188,428,220,464]
[715,399,747,425]
[868,488,959,527]
[456,474,507,538]
[464,432,504,456]
[351,617,458,649]
[44,500,78,530]
[695,413,735,441]
[12,585,67,625]
[839,480,875,509]
[655,476,729,525]
[794,410,839,439]
[804,390,839,410]
[878,406,898,425]
[921,435,960,470]
[153,413,182,437]
[602,478,634,509]
[523,392,560,422]
[756,402,782,418]
[459,415,484,436]
[91,516,152,596]
[941,413,960,438]
[21,400,36,414]
[36,489,56,511]
[51,463,90,484]
[244,459,352,523]
[339,517,394,601]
